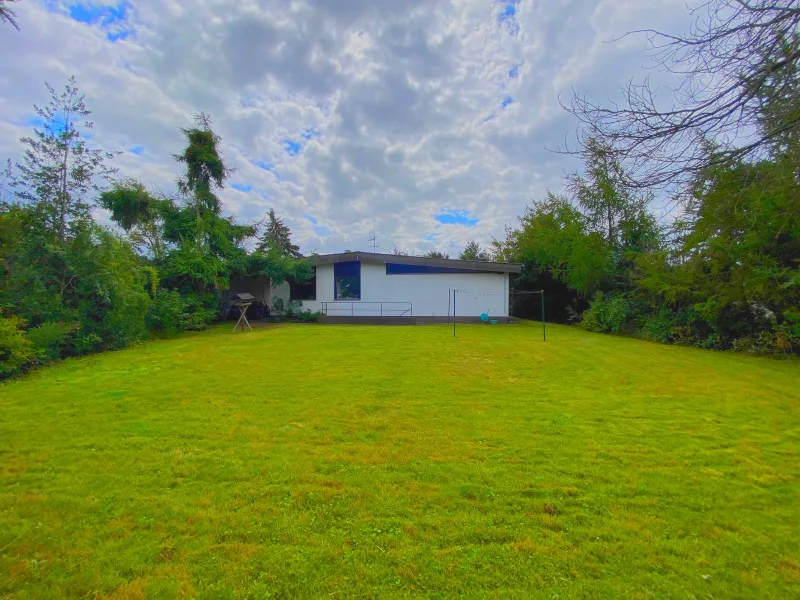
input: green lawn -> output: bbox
[1,323,799,599]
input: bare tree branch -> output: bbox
[561,0,800,191]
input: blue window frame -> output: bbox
[334,261,361,300]
[386,263,478,275]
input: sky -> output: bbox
[0,0,692,256]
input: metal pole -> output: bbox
[541,291,546,342]
[447,289,451,325]
[453,290,456,338]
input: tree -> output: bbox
[174,112,232,249]
[565,1,800,190]
[0,0,19,30]
[11,77,117,242]
[566,137,658,256]
[391,245,413,256]
[424,250,449,259]
[509,193,610,296]
[459,241,490,261]
[256,208,301,257]
[99,180,168,261]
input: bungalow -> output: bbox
[271,252,522,322]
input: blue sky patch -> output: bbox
[498,0,520,34]
[501,96,514,109]
[129,145,144,155]
[435,210,479,227]
[284,139,301,156]
[107,30,131,42]
[255,160,274,171]
[509,64,520,78]
[69,1,129,26]
[68,2,132,42]
[301,128,319,140]
[304,215,318,225]
[314,225,331,237]
[26,115,69,134]
[232,183,252,192]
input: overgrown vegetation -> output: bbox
[495,16,800,356]
[0,83,311,379]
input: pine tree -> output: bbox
[12,77,117,242]
[459,240,490,261]
[257,209,301,257]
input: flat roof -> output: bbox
[310,252,522,274]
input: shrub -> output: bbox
[580,292,634,334]
[0,316,36,379]
[147,289,216,335]
[26,321,77,362]
[271,297,286,317]
[295,309,323,323]
[286,300,303,317]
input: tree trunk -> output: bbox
[58,103,72,243]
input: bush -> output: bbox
[0,316,36,379]
[271,297,286,317]
[294,309,323,323]
[580,292,634,334]
[147,289,216,335]
[26,321,77,362]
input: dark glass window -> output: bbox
[334,261,361,300]
[290,270,316,301]
[386,263,478,274]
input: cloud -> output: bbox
[1,0,692,257]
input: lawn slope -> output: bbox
[1,323,799,598]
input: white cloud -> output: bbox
[1,0,690,256]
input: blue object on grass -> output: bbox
[480,313,490,322]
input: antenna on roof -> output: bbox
[368,209,378,253]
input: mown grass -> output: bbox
[1,322,799,599]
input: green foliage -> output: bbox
[580,292,634,334]
[99,180,168,260]
[500,193,610,296]
[257,208,301,257]
[424,250,449,259]
[147,289,217,335]
[0,209,150,357]
[459,240,490,261]
[271,296,286,316]
[11,77,117,242]
[26,321,76,362]
[0,315,35,379]
[248,251,312,287]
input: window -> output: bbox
[290,269,316,301]
[386,263,477,274]
[334,261,361,300]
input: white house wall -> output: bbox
[294,262,509,318]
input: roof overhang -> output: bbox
[310,252,522,274]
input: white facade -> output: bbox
[274,261,511,318]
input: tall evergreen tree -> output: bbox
[257,208,301,257]
[459,241,490,261]
[11,77,117,242]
